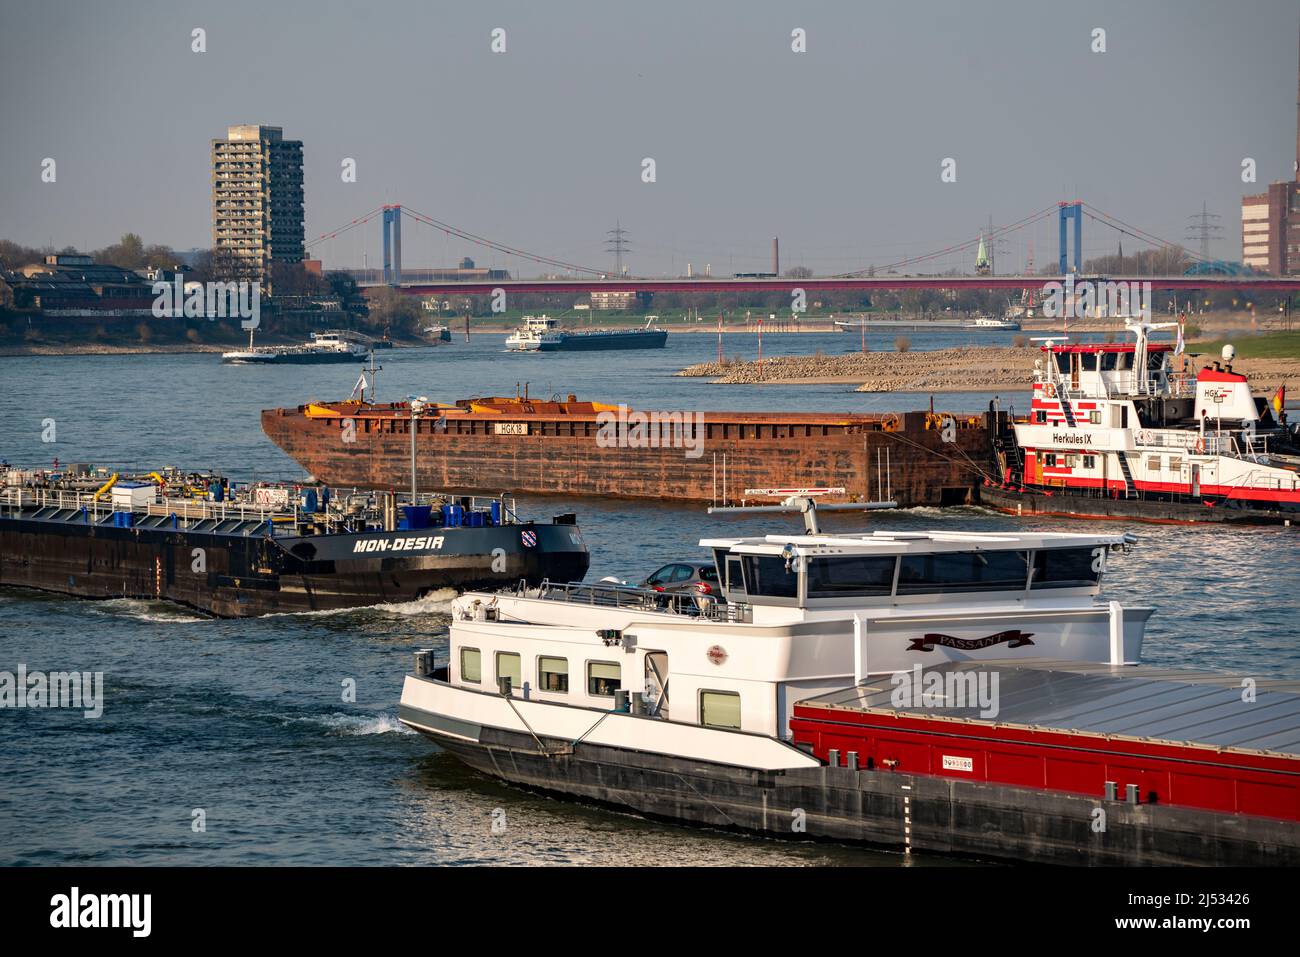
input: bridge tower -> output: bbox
[1058,201,1082,274]
[382,205,403,286]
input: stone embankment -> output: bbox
[677,347,1300,393]
[677,347,1038,392]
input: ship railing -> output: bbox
[1232,468,1300,492]
[526,579,752,622]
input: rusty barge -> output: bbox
[260,395,998,507]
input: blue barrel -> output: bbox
[402,505,433,529]
[318,486,330,511]
[443,504,464,527]
[300,488,319,513]
[490,501,502,526]
[468,511,485,528]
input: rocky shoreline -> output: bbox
[677,346,1300,393]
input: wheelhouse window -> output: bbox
[1030,547,1103,589]
[724,554,746,596]
[460,647,481,684]
[806,555,896,598]
[539,656,569,693]
[700,690,741,730]
[496,652,521,687]
[587,661,621,697]
[740,555,799,599]
[896,550,1030,594]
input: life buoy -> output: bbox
[1194,437,1205,454]
[1044,383,1056,398]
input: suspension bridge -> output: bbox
[302,201,1300,296]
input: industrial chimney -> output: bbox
[772,237,780,277]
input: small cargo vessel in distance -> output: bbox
[399,496,1300,865]
[984,320,1300,524]
[962,313,1021,331]
[505,315,668,351]
[0,465,589,617]
[222,329,373,365]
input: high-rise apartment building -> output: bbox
[1239,24,1300,276]
[211,125,304,281]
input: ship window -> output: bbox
[700,690,741,730]
[725,555,746,596]
[496,652,521,687]
[1083,455,1096,469]
[1146,456,1161,472]
[740,555,799,599]
[460,647,481,684]
[1034,410,1047,424]
[806,556,896,597]
[587,661,621,697]
[896,550,1030,594]
[1043,453,1057,467]
[1030,547,1102,589]
[539,656,569,693]
[1089,410,1102,425]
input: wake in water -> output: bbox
[87,598,208,624]
[260,588,460,621]
[312,711,415,736]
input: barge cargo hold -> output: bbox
[403,659,1300,866]
[0,470,589,617]
[261,396,996,507]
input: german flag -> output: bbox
[1273,384,1286,417]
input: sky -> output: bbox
[1,0,1296,277]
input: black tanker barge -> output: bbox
[0,466,589,617]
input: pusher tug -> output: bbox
[984,319,1300,524]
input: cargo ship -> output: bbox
[983,321,1300,524]
[0,466,589,617]
[505,315,668,351]
[261,391,997,508]
[222,329,373,365]
[399,495,1300,865]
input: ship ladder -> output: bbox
[1116,453,1137,498]
[1057,393,1077,428]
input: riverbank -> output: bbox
[677,345,1300,393]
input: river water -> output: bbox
[1,330,1296,865]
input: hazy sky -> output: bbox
[1,0,1296,276]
